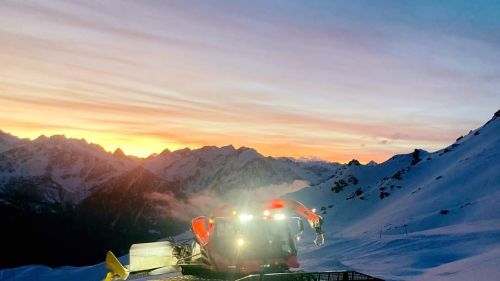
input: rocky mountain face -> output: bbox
[0,135,337,208]
[0,135,135,205]
[0,130,26,153]
[143,145,337,195]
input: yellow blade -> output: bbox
[104,251,129,280]
[103,272,115,281]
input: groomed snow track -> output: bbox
[147,271,383,281]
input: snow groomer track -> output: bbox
[146,271,383,281]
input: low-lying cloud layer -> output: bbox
[145,180,309,222]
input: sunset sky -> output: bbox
[1,0,499,163]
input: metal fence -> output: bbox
[235,271,383,281]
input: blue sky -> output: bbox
[0,0,499,162]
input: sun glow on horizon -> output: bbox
[1,126,438,164]
[1,128,175,157]
[1,1,497,163]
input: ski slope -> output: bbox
[292,114,500,280]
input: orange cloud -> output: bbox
[1,1,493,163]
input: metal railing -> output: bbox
[235,271,384,281]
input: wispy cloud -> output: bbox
[1,0,498,162]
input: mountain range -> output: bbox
[0,131,337,268]
[0,110,499,281]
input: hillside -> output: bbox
[290,112,500,280]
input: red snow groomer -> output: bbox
[103,198,324,280]
[187,198,325,275]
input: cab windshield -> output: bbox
[212,218,297,259]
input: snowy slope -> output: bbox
[0,264,107,281]
[0,135,137,204]
[291,113,500,280]
[143,145,336,194]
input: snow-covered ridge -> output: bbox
[0,134,136,203]
[0,133,340,206]
[287,112,500,280]
[0,129,28,153]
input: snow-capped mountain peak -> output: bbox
[0,130,25,153]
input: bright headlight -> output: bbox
[237,238,245,246]
[274,214,285,220]
[239,214,253,222]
